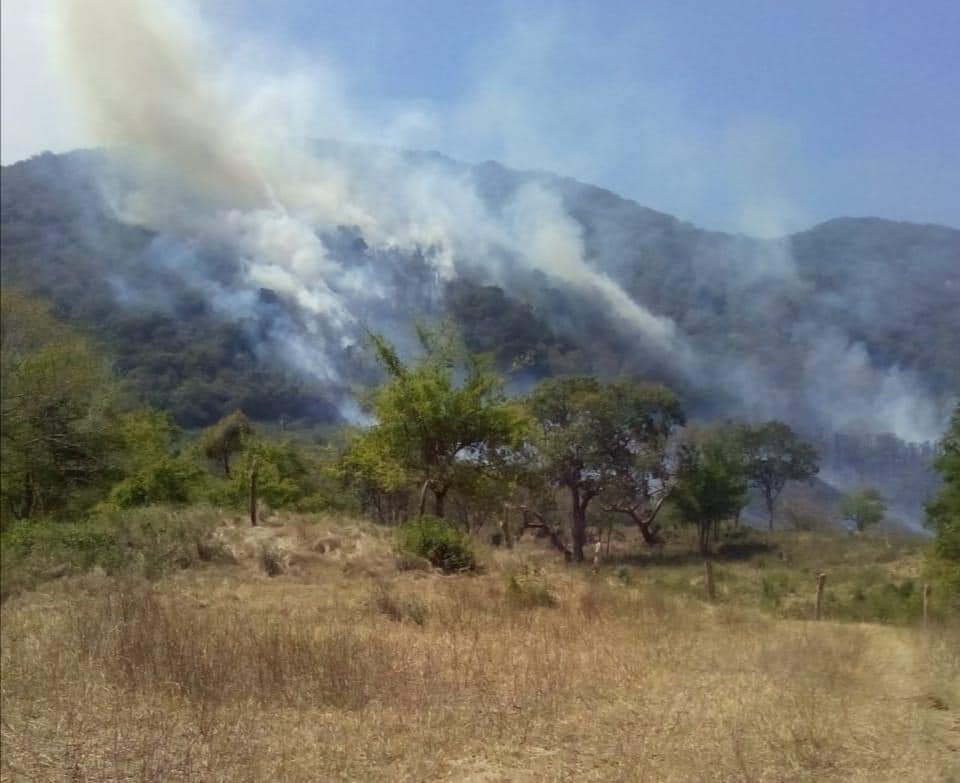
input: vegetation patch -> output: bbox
[396,515,478,574]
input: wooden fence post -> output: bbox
[815,572,827,620]
[922,583,931,628]
[704,559,716,601]
[500,503,514,549]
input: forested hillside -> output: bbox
[2,148,956,519]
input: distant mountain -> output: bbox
[2,147,956,520]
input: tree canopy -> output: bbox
[343,327,528,519]
[926,405,960,596]
[840,488,886,532]
[528,376,684,561]
[738,421,819,530]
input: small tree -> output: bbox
[672,435,748,555]
[840,488,886,532]
[926,406,960,598]
[344,327,527,520]
[738,421,819,530]
[1,290,123,522]
[529,377,684,562]
[199,410,253,477]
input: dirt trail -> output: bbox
[856,622,959,769]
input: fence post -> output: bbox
[815,572,827,620]
[704,559,716,601]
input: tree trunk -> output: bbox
[765,492,775,531]
[223,453,231,479]
[433,485,448,518]
[630,512,663,547]
[571,491,588,563]
[417,479,431,519]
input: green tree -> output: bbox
[1,291,123,522]
[199,410,253,477]
[738,421,819,530]
[840,488,886,532]
[104,410,202,509]
[344,327,527,519]
[672,435,748,555]
[528,376,684,562]
[598,388,687,547]
[926,405,960,596]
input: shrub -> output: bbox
[260,544,287,576]
[372,584,428,626]
[505,564,558,609]
[0,506,221,598]
[396,516,477,574]
[106,457,202,509]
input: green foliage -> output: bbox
[926,405,960,598]
[840,488,887,532]
[1,290,125,523]
[445,280,563,376]
[672,434,749,554]
[396,515,477,573]
[0,506,221,598]
[528,376,684,561]
[106,457,202,509]
[199,410,254,477]
[738,421,819,529]
[343,326,528,519]
[102,409,203,509]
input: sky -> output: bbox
[2,0,958,235]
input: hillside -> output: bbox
[1,148,956,519]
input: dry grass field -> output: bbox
[2,515,958,782]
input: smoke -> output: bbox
[50,0,952,445]
[55,0,681,391]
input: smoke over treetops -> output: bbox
[10,0,955,450]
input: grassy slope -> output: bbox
[1,513,958,782]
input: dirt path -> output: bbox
[857,623,959,773]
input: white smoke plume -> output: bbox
[51,0,952,446]
[54,0,680,384]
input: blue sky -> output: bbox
[3,0,958,233]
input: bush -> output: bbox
[0,506,222,598]
[505,564,558,609]
[396,516,477,574]
[259,544,287,576]
[372,584,428,625]
[106,457,203,509]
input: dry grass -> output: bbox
[1,520,958,782]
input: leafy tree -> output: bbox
[738,421,819,530]
[672,435,748,555]
[344,327,527,519]
[1,291,123,522]
[103,410,202,509]
[840,488,886,532]
[199,410,253,477]
[598,387,686,546]
[218,438,314,512]
[340,425,412,524]
[926,405,960,596]
[528,376,684,562]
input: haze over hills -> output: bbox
[2,146,956,523]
